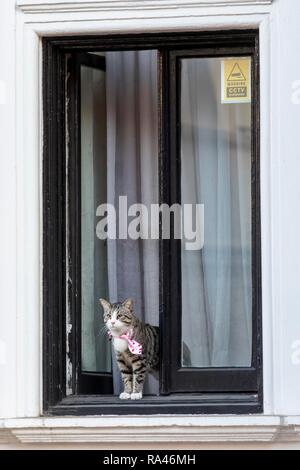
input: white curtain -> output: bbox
[181,58,252,367]
[101,52,252,394]
[106,51,159,394]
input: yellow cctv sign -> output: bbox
[221,58,251,104]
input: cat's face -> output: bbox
[100,298,134,336]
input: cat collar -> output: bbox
[107,330,142,355]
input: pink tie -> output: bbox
[107,330,142,355]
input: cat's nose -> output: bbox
[111,320,116,325]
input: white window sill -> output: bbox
[0,415,300,445]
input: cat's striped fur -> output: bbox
[100,298,159,400]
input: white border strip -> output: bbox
[17,1,273,15]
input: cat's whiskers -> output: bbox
[96,324,109,338]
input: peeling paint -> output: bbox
[65,54,73,396]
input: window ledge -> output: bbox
[1,416,300,445]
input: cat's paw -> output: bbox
[130,392,143,400]
[119,392,131,400]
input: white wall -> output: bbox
[0,0,17,419]
[272,0,300,415]
[0,0,300,448]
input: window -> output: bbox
[43,31,262,415]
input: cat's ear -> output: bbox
[122,298,133,311]
[99,298,111,312]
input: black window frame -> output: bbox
[43,30,262,416]
[163,47,261,394]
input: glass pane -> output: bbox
[181,57,252,368]
[81,64,111,373]
[80,51,159,392]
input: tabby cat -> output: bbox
[100,298,159,400]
